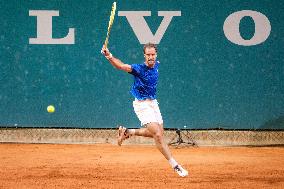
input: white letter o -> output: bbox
[223,10,271,46]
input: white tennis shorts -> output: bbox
[133,99,163,126]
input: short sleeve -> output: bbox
[129,64,140,76]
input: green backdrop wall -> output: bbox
[1,0,283,129]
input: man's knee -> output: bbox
[146,122,163,141]
[154,132,163,143]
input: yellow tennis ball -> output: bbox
[47,105,55,113]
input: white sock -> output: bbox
[127,129,136,136]
[169,158,178,168]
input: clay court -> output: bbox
[0,144,283,189]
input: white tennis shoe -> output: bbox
[174,165,188,177]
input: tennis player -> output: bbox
[101,43,188,177]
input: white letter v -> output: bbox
[118,11,181,44]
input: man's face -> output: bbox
[144,47,157,68]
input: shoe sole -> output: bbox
[117,126,125,146]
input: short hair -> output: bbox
[143,43,158,54]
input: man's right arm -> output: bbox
[101,45,132,73]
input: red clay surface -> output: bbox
[0,144,283,189]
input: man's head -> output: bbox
[143,43,157,68]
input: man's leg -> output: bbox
[145,122,188,177]
[128,127,153,138]
[118,123,188,177]
[126,123,171,159]
[120,123,173,163]
[144,122,172,160]
[117,126,153,146]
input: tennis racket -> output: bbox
[104,2,116,48]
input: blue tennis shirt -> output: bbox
[129,61,160,100]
